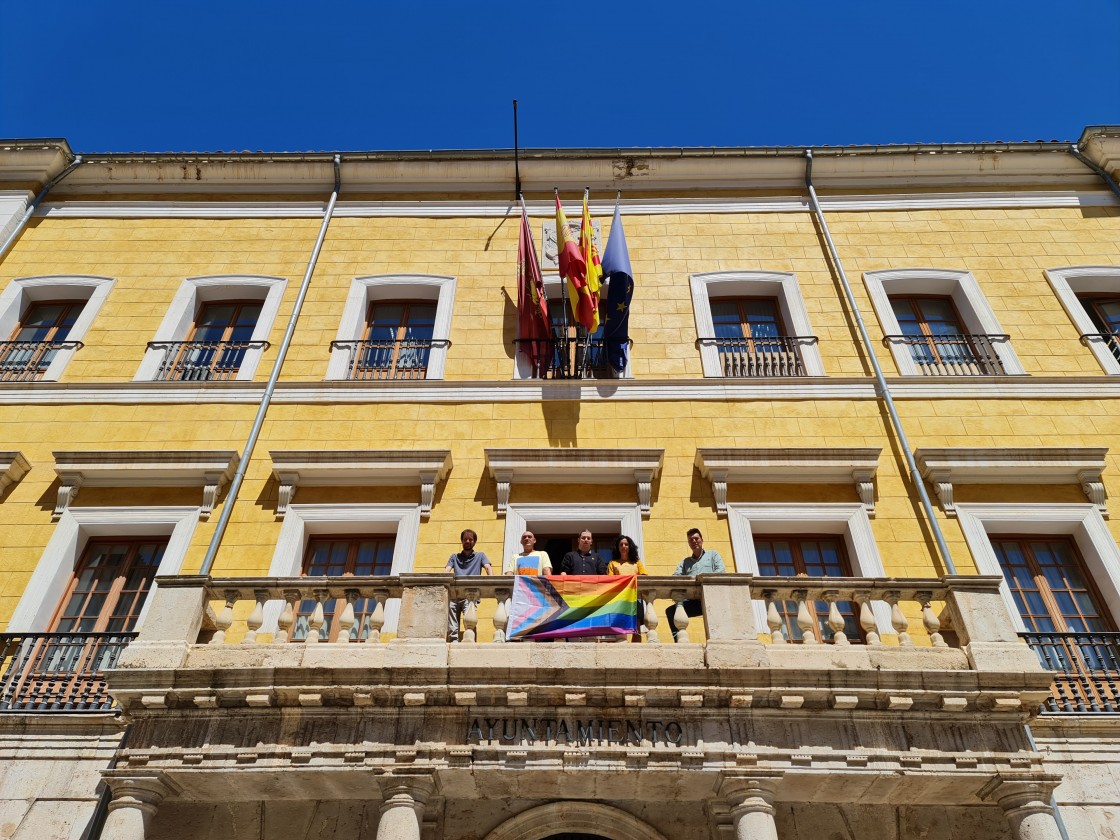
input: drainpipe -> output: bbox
[0,154,84,261]
[803,150,958,576]
[1069,144,1120,203]
[199,154,342,575]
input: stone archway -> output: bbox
[483,802,670,840]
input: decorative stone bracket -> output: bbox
[0,451,30,497]
[915,447,1109,517]
[52,450,240,521]
[695,448,881,517]
[269,450,452,521]
[484,448,664,518]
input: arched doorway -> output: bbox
[484,802,669,840]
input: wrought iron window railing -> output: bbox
[696,336,815,378]
[0,632,136,712]
[1080,332,1120,365]
[1020,631,1120,714]
[0,340,83,382]
[883,333,1009,376]
[331,339,449,381]
[515,336,627,380]
[148,340,269,382]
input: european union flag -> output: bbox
[600,201,634,373]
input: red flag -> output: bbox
[556,194,596,331]
[517,205,551,377]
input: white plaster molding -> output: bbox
[689,271,825,378]
[485,448,664,517]
[7,506,200,632]
[0,275,116,380]
[1043,265,1120,375]
[133,275,287,381]
[268,449,451,520]
[863,268,1026,376]
[0,191,33,248]
[263,503,421,633]
[955,503,1120,632]
[725,502,892,635]
[502,503,644,568]
[52,450,239,521]
[0,451,30,495]
[36,190,1118,220]
[914,447,1109,517]
[696,448,881,516]
[326,274,456,380]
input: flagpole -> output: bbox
[512,100,521,202]
[555,188,570,377]
[582,186,593,378]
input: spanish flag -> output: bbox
[580,191,602,332]
[555,193,596,332]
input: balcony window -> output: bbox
[334,301,439,381]
[53,539,165,634]
[1078,295,1120,364]
[150,301,264,382]
[0,300,84,382]
[887,295,1008,376]
[706,297,808,377]
[754,535,859,642]
[293,535,395,642]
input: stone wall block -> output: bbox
[705,640,771,669]
[700,577,757,640]
[396,576,451,641]
[132,579,210,644]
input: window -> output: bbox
[754,535,860,643]
[292,535,395,642]
[1044,266,1120,374]
[153,300,263,381]
[863,269,1024,376]
[0,300,83,381]
[341,301,437,381]
[52,539,166,633]
[0,276,115,381]
[889,295,1006,375]
[135,275,286,382]
[709,297,805,377]
[501,504,644,571]
[690,271,824,377]
[514,277,624,380]
[327,275,456,381]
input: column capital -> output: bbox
[980,773,1062,814]
[377,773,437,808]
[103,770,181,814]
[718,771,783,816]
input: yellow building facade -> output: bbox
[0,131,1117,839]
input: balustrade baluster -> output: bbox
[211,590,239,645]
[305,590,328,644]
[463,589,479,644]
[366,591,388,643]
[854,590,880,646]
[493,589,511,643]
[243,590,266,644]
[276,590,299,643]
[644,591,660,644]
[793,589,816,644]
[823,590,847,646]
[885,591,912,646]
[763,590,785,644]
[917,592,946,647]
[338,589,358,643]
[670,588,690,643]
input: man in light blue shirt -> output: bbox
[667,528,725,642]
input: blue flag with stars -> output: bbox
[601,201,633,373]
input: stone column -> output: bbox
[982,775,1065,840]
[719,773,782,840]
[376,776,435,840]
[101,775,177,840]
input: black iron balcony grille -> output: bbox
[0,340,83,382]
[1080,332,1120,365]
[148,340,269,381]
[0,632,136,712]
[515,337,626,379]
[331,339,449,381]
[696,336,815,378]
[1020,631,1120,714]
[884,333,1009,376]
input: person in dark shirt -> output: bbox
[559,529,609,575]
[443,529,491,642]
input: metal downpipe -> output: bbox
[803,150,957,576]
[0,154,84,262]
[1069,144,1120,203]
[198,154,342,576]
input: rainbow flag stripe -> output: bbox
[508,575,639,640]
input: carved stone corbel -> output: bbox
[200,471,226,521]
[419,470,437,521]
[494,469,513,517]
[710,469,729,517]
[635,469,653,517]
[275,472,299,520]
[53,472,83,521]
[1078,469,1107,517]
[852,468,876,515]
[927,469,956,515]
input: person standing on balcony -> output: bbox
[608,534,647,643]
[560,529,609,575]
[666,528,726,642]
[444,529,492,642]
[503,530,553,576]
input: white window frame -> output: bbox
[501,503,644,567]
[7,506,200,632]
[262,503,422,633]
[326,274,456,381]
[689,270,825,377]
[956,502,1120,633]
[725,502,892,636]
[1043,265,1120,375]
[513,275,631,380]
[862,268,1025,376]
[134,275,287,381]
[0,275,115,380]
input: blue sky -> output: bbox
[1,0,1116,153]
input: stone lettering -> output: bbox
[665,722,683,744]
[466,718,684,747]
[467,719,484,741]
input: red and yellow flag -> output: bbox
[555,194,596,331]
[580,192,602,332]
